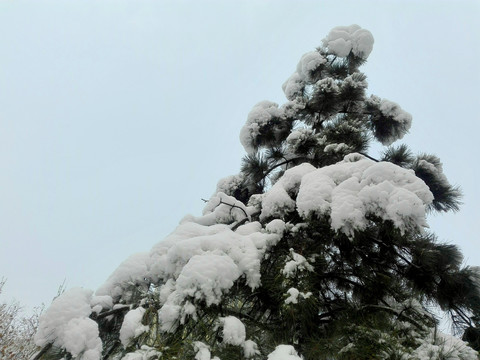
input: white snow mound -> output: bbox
[323,24,374,59]
[35,288,102,360]
[261,155,433,236]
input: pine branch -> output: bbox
[102,340,121,360]
[94,305,130,320]
[263,156,306,179]
[360,304,425,330]
[218,199,249,219]
[357,152,379,162]
[230,211,261,231]
[202,198,250,220]
[32,343,52,360]
[451,305,473,327]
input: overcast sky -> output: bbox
[1,1,479,312]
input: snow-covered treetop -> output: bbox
[239,24,411,162]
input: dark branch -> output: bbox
[94,305,131,320]
[218,199,249,219]
[32,343,52,360]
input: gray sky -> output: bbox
[1,1,479,312]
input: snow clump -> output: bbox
[367,95,413,146]
[219,316,246,346]
[266,219,287,235]
[282,249,314,278]
[94,214,279,333]
[192,192,251,226]
[411,330,478,360]
[239,101,285,154]
[216,173,245,197]
[34,288,102,360]
[243,340,260,358]
[284,288,312,305]
[96,252,150,300]
[119,307,149,348]
[260,162,316,221]
[296,156,433,236]
[267,345,303,360]
[282,72,306,101]
[323,24,374,59]
[120,346,162,360]
[259,154,433,236]
[296,51,326,81]
[193,342,220,360]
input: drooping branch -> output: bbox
[360,304,425,330]
[263,156,307,180]
[358,152,379,162]
[218,199,249,219]
[201,198,250,219]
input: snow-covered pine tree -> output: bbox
[33,25,479,360]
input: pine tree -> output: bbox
[33,25,479,360]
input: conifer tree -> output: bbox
[33,25,479,360]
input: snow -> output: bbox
[35,154,437,359]
[416,155,451,189]
[260,163,316,220]
[35,287,102,360]
[343,72,368,90]
[282,72,305,101]
[196,192,251,226]
[105,215,279,332]
[193,342,220,360]
[32,22,474,360]
[34,195,279,354]
[253,154,432,237]
[282,249,314,278]
[120,346,162,360]
[260,183,296,220]
[235,221,263,235]
[295,156,434,236]
[367,95,412,145]
[284,288,299,304]
[243,340,260,358]
[266,219,287,235]
[239,101,283,153]
[286,128,316,147]
[285,288,312,305]
[316,77,339,94]
[323,25,374,59]
[324,143,350,154]
[176,253,241,305]
[284,288,312,305]
[119,307,149,348]
[90,295,113,314]
[267,345,302,360]
[296,51,326,82]
[219,316,246,346]
[379,99,412,128]
[151,222,268,289]
[412,330,478,360]
[157,303,181,332]
[216,173,245,196]
[157,252,244,330]
[96,252,150,300]
[61,318,102,360]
